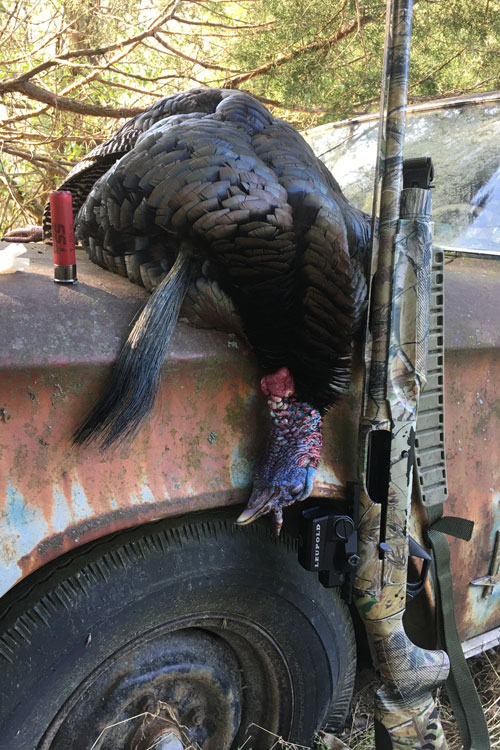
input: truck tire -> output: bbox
[0,514,355,750]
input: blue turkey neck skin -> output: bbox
[255,392,323,486]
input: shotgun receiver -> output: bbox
[353,1,450,747]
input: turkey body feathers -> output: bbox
[42,89,230,237]
[62,88,370,446]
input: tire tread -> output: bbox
[0,513,356,741]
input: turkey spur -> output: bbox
[9,88,371,533]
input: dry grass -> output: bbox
[334,647,500,750]
[438,647,500,750]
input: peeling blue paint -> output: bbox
[489,493,500,546]
[230,446,253,488]
[51,484,72,532]
[130,485,159,505]
[0,485,49,596]
[141,486,156,504]
[71,482,92,520]
[467,580,499,629]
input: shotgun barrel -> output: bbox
[353,1,450,747]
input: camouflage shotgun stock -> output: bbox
[354,1,450,748]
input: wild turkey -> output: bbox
[5,88,371,533]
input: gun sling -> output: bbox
[425,508,490,749]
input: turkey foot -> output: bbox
[236,367,322,535]
[2,225,43,243]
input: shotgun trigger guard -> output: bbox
[406,535,432,601]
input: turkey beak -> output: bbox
[236,487,281,526]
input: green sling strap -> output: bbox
[426,507,491,750]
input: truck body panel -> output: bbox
[0,244,360,595]
[1,244,499,643]
[442,257,500,641]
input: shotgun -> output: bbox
[353,0,450,747]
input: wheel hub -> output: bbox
[40,618,292,750]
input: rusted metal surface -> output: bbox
[443,256,500,641]
[1,247,499,645]
[406,256,500,645]
[0,243,359,596]
[470,529,500,596]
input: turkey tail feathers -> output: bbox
[74,244,193,448]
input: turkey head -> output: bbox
[237,367,322,535]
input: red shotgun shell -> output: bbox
[49,190,77,283]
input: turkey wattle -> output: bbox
[5,88,371,533]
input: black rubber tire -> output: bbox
[0,513,356,750]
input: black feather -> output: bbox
[74,244,193,447]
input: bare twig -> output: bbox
[0,16,88,67]
[0,29,166,86]
[92,76,163,98]
[107,66,205,85]
[0,160,44,223]
[0,130,103,145]
[0,1,181,126]
[0,3,179,91]
[52,1,181,98]
[239,89,329,113]
[182,0,259,25]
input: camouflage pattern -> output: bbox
[354,1,450,747]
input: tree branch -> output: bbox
[56,2,180,100]
[182,0,260,25]
[0,2,180,127]
[93,75,164,98]
[0,130,104,144]
[0,0,180,91]
[107,65,204,84]
[0,163,45,226]
[0,21,72,66]
[170,14,275,31]
[0,144,68,175]
[153,33,240,72]
[222,13,373,88]
[1,80,144,118]
[409,46,468,90]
